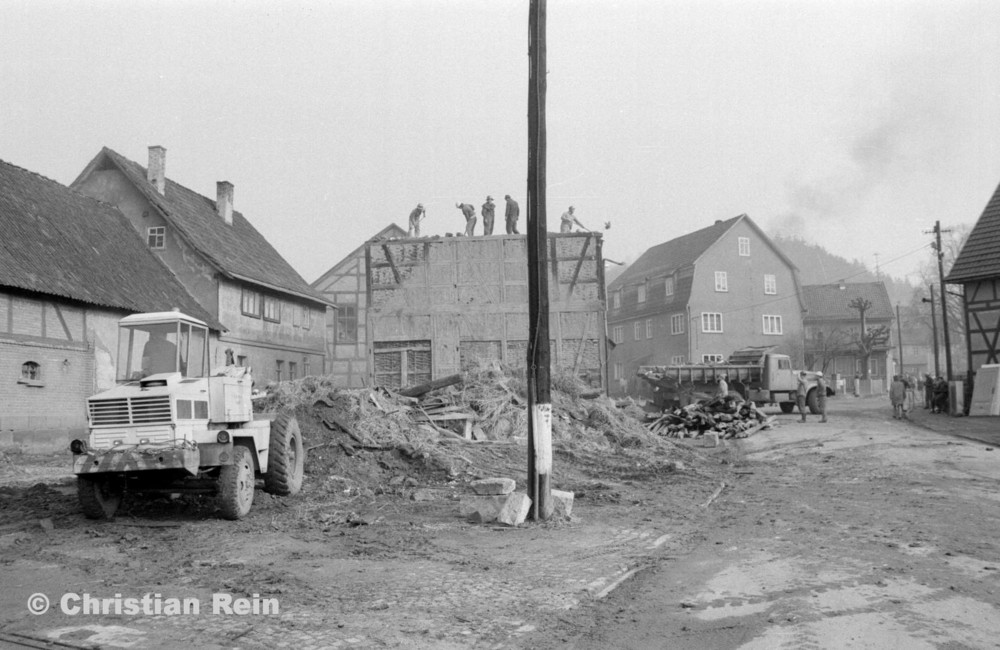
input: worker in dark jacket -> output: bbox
[456,202,476,236]
[932,376,949,414]
[481,196,496,236]
[504,195,520,234]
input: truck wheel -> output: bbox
[779,402,795,414]
[264,412,304,496]
[78,476,123,520]
[218,445,255,520]
[807,389,820,415]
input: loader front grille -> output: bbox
[89,396,172,426]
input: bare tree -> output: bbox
[848,297,891,379]
[805,326,854,373]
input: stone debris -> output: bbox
[497,493,532,527]
[470,478,516,495]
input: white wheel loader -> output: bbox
[70,311,304,520]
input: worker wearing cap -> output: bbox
[816,371,828,423]
[796,371,809,423]
[504,195,520,234]
[408,203,426,237]
[456,202,476,236]
[560,206,588,233]
[482,196,496,236]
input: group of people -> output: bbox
[890,373,948,419]
[407,199,595,238]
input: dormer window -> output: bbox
[664,276,675,297]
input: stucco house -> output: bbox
[0,158,221,450]
[312,224,407,387]
[606,214,804,397]
[72,146,330,383]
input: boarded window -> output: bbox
[373,340,432,389]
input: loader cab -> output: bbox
[117,311,210,382]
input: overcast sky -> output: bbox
[3,0,999,285]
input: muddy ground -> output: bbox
[1,399,998,649]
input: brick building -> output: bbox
[0,158,220,450]
[72,147,330,383]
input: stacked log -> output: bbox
[646,396,775,439]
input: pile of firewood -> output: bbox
[646,396,776,439]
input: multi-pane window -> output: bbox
[670,313,685,335]
[612,325,624,344]
[637,284,646,303]
[613,363,623,380]
[670,355,685,365]
[275,360,284,381]
[302,306,312,330]
[336,304,358,342]
[303,357,311,377]
[288,361,298,380]
[645,319,653,339]
[613,291,621,309]
[263,296,281,322]
[21,361,40,380]
[664,276,675,297]
[764,274,777,295]
[714,271,728,292]
[702,354,725,363]
[147,226,165,249]
[634,321,642,341]
[702,312,723,333]
[241,288,261,318]
[763,315,783,335]
[738,237,750,256]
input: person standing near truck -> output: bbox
[796,371,809,423]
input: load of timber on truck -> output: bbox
[637,346,832,414]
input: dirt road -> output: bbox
[1,399,997,649]
[526,400,1000,649]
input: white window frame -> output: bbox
[612,325,623,344]
[637,283,646,303]
[670,355,685,365]
[634,321,642,341]
[613,291,621,309]
[670,313,685,335]
[702,353,725,363]
[714,271,728,292]
[701,312,723,333]
[764,274,777,295]
[664,276,675,297]
[763,314,783,335]
[147,226,166,250]
[738,237,750,256]
[241,288,261,318]
[645,319,653,339]
[613,362,623,380]
[263,295,281,323]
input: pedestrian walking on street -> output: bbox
[923,373,934,409]
[890,375,906,419]
[481,196,496,236]
[796,371,809,422]
[816,371,828,423]
[407,203,425,237]
[560,206,588,233]
[504,195,520,234]
[456,202,476,236]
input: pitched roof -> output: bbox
[947,180,1000,282]
[0,158,223,329]
[73,148,329,306]
[608,214,797,291]
[801,282,894,322]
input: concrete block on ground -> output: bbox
[551,490,574,518]
[470,477,516,495]
[459,495,508,523]
[497,492,532,527]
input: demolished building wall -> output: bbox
[365,233,607,390]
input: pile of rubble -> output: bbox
[646,395,776,440]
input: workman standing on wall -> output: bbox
[408,203,425,237]
[456,202,476,236]
[560,206,588,233]
[504,195,520,234]
[481,196,496,236]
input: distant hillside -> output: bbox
[771,234,915,306]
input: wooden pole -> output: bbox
[896,303,904,375]
[934,221,954,381]
[526,0,552,520]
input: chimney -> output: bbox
[216,181,234,225]
[147,146,166,195]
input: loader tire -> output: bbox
[779,401,795,414]
[218,444,255,520]
[807,388,820,415]
[78,475,123,520]
[264,412,304,496]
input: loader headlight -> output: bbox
[70,439,88,454]
[217,431,231,444]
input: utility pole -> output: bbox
[526,0,551,521]
[921,286,940,377]
[896,303,904,376]
[930,221,953,381]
